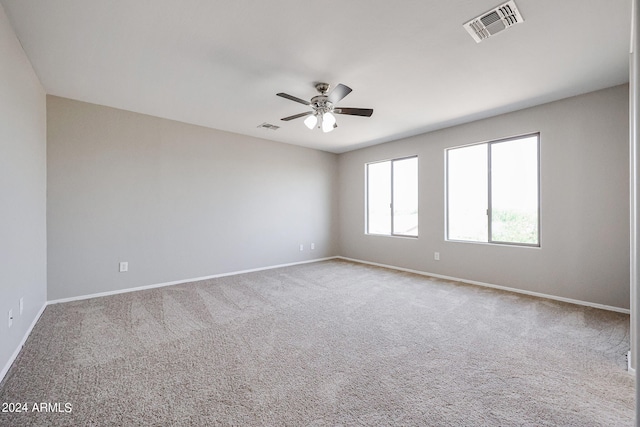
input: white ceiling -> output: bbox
[1,0,632,153]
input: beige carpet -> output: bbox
[0,259,634,426]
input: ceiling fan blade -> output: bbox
[334,108,374,117]
[281,111,313,121]
[277,92,311,106]
[327,84,352,104]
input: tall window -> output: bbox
[366,156,418,237]
[446,134,539,246]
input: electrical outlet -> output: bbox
[299,244,304,251]
[434,252,440,261]
[119,262,129,272]
[311,243,315,250]
[19,297,23,315]
[8,309,13,328]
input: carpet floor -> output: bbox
[0,259,634,426]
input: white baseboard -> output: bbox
[48,255,631,313]
[48,256,339,305]
[337,256,631,314]
[1,301,47,384]
[3,256,631,385]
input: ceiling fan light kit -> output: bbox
[277,82,373,133]
[322,112,337,132]
[303,114,317,129]
[303,107,337,133]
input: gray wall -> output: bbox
[0,5,47,374]
[47,96,338,300]
[338,85,630,310]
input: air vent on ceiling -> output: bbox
[463,0,523,43]
[257,122,280,130]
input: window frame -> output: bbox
[445,133,540,247]
[365,155,419,238]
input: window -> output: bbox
[366,156,418,237]
[446,134,539,246]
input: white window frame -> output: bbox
[445,133,540,247]
[365,155,418,238]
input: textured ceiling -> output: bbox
[0,0,632,153]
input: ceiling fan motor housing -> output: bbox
[310,95,334,115]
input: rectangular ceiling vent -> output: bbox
[464,1,523,43]
[257,122,280,130]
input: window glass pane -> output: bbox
[367,161,391,234]
[490,136,539,244]
[447,144,488,242]
[393,157,418,236]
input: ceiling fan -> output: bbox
[277,83,373,133]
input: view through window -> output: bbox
[446,134,539,246]
[366,156,418,237]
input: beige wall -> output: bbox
[48,86,631,309]
[47,96,338,300]
[0,5,47,376]
[338,85,630,309]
